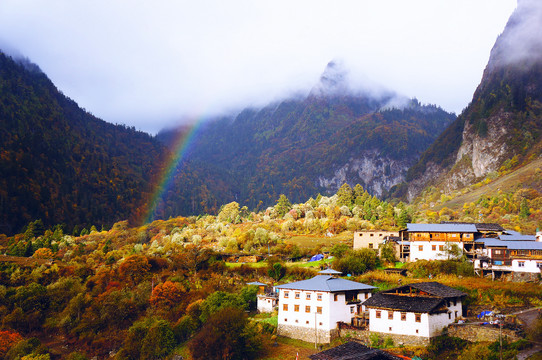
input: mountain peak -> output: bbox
[310,60,351,97]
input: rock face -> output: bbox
[404,0,542,200]
[318,150,411,197]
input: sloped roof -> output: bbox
[441,221,504,232]
[475,238,542,250]
[363,293,445,313]
[406,223,477,233]
[363,282,466,313]
[274,275,376,292]
[319,268,343,275]
[500,234,537,241]
[309,341,403,360]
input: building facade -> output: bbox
[363,282,466,340]
[275,274,375,343]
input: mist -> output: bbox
[0,0,516,134]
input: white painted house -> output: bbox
[363,282,466,340]
[275,271,375,343]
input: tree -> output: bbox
[0,330,23,358]
[267,261,286,281]
[150,280,186,309]
[337,183,353,207]
[379,242,397,264]
[217,202,240,223]
[176,244,212,275]
[439,242,462,260]
[119,255,150,285]
[189,308,261,360]
[275,194,292,217]
[199,291,246,323]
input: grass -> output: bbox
[435,157,542,211]
[284,232,352,250]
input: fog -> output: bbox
[0,0,517,134]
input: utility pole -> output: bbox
[314,312,318,349]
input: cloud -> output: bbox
[0,0,516,134]
[490,0,542,68]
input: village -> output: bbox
[253,222,542,359]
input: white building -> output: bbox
[275,271,375,343]
[403,223,478,261]
[363,282,466,340]
[474,234,542,278]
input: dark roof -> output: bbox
[440,222,504,232]
[407,282,466,298]
[406,223,477,233]
[475,238,542,250]
[363,282,466,313]
[363,292,446,313]
[309,341,403,360]
[274,275,376,292]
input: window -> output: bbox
[432,245,436,251]
[401,312,406,321]
[518,261,525,268]
[334,294,339,301]
[305,306,311,313]
[294,305,299,312]
[376,311,381,319]
[295,319,298,323]
[439,245,444,251]
[453,300,457,306]
[389,327,392,331]
[365,293,369,299]
[455,311,458,318]
[416,329,419,334]
[370,233,374,237]
[369,243,373,249]
[316,307,322,314]
[306,293,311,300]
[283,304,288,311]
[295,292,300,299]
[388,311,393,320]
[415,314,421,323]
[448,313,451,319]
[317,293,322,301]
[319,322,323,326]
[419,245,423,251]
[537,263,542,269]
[284,318,287,322]
[284,291,289,298]
[494,250,502,255]
[306,321,309,324]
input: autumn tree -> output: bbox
[189,308,261,360]
[150,280,185,309]
[119,255,151,285]
[217,201,240,223]
[0,330,23,358]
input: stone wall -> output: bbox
[277,324,337,344]
[337,327,430,346]
[447,324,521,343]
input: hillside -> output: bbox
[0,51,169,235]
[400,0,542,202]
[158,61,455,215]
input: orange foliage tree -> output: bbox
[0,330,23,357]
[118,255,151,286]
[33,247,54,259]
[150,280,186,309]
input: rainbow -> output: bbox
[143,119,205,225]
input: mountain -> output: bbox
[0,51,170,235]
[157,61,455,213]
[399,0,542,201]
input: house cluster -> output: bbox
[253,221,539,346]
[255,270,466,345]
[354,222,542,277]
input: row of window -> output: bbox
[283,291,369,301]
[283,318,323,326]
[517,261,542,268]
[284,291,322,301]
[375,310,421,322]
[283,304,323,314]
[416,245,445,252]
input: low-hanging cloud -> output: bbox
[490,0,542,69]
[0,0,517,134]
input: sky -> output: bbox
[0,0,517,134]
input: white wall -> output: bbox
[277,289,372,332]
[511,259,542,273]
[257,295,276,313]
[409,241,463,261]
[368,299,462,338]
